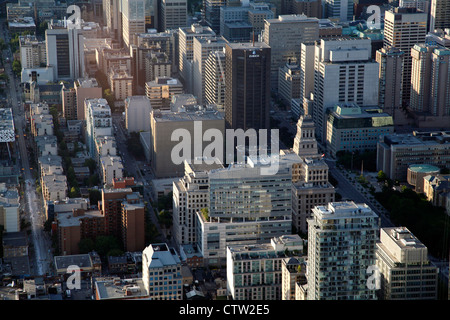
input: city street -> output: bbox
[1,19,53,276]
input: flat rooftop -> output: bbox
[152,107,224,122]
[95,277,148,300]
[54,254,93,271]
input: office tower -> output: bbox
[409,43,450,127]
[84,98,113,157]
[19,35,47,69]
[326,104,394,157]
[104,0,123,42]
[149,104,225,178]
[311,38,379,143]
[430,0,450,32]
[61,83,77,120]
[196,153,303,265]
[173,160,224,246]
[383,7,428,107]
[45,22,85,80]
[263,14,319,91]
[145,76,184,109]
[192,36,228,104]
[376,131,450,181]
[299,42,315,116]
[204,49,226,109]
[224,41,271,130]
[247,3,276,36]
[307,202,380,300]
[278,62,301,108]
[74,78,103,121]
[324,0,353,21]
[122,0,146,48]
[376,227,438,300]
[376,47,404,121]
[289,0,322,18]
[142,243,183,300]
[144,0,158,29]
[205,0,227,33]
[161,0,187,31]
[178,24,216,93]
[400,0,430,12]
[226,235,304,300]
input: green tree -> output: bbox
[88,189,102,205]
[376,170,387,182]
[94,235,122,257]
[12,60,21,76]
[78,238,95,253]
[84,158,97,174]
[107,248,124,257]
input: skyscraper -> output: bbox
[192,36,228,104]
[430,0,450,32]
[307,201,380,300]
[263,14,320,92]
[161,0,187,31]
[409,43,450,127]
[204,49,226,109]
[383,7,428,107]
[45,21,85,80]
[122,0,146,48]
[311,38,379,142]
[376,47,404,121]
[324,0,353,22]
[224,41,271,130]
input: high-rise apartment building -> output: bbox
[19,35,47,69]
[383,7,428,107]
[263,15,319,91]
[376,227,438,300]
[84,98,113,157]
[226,235,304,300]
[61,83,77,120]
[409,43,450,127]
[161,0,187,31]
[178,24,216,93]
[278,62,301,108]
[192,36,228,105]
[204,49,226,109]
[142,243,183,300]
[307,201,380,300]
[430,0,450,32]
[122,0,146,48]
[224,41,271,130]
[311,38,379,142]
[376,47,404,121]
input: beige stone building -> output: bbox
[149,104,224,178]
[376,227,438,300]
[145,76,184,109]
